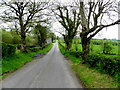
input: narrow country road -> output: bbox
[1,41,83,88]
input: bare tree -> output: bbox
[52,4,81,50]
[0,0,49,52]
[75,0,120,62]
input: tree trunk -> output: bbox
[66,41,72,50]
[63,35,73,50]
[21,33,27,53]
[38,35,42,47]
[81,36,90,63]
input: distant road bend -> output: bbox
[1,41,83,88]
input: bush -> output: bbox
[92,40,102,45]
[2,42,8,57]
[102,41,113,54]
[7,44,16,55]
[1,30,21,44]
[69,51,82,58]
[2,42,16,57]
[42,43,50,49]
[111,42,118,46]
[86,54,120,77]
[29,47,42,52]
[2,30,13,44]
[16,44,21,49]
[10,31,21,44]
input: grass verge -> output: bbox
[58,43,119,88]
[1,44,53,79]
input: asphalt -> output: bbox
[1,41,83,88]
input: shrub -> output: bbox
[86,54,120,77]
[16,44,21,49]
[69,51,82,58]
[58,41,65,48]
[10,31,21,44]
[2,42,8,57]
[7,44,16,55]
[92,40,102,45]
[90,41,93,53]
[26,35,33,46]
[2,42,16,57]
[29,47,42,52]
[102,41,113,54]
[1,30,21,44]
[2,30,13,44]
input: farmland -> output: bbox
[58,38,120,88]
[59,39,119,55]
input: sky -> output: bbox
[52,21,119,40]
[0,0,119,40]
[52,0,119,40]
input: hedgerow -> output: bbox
[2,42,16,57]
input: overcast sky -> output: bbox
[51,0,119,40]
[0,0,119,40]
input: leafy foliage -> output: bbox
[7,44,16,55]
[86,54,120,82]
[69,51,82,58]
[10,31,21,44]
[59,42,119,88]
[29,47,42,52]
[33,24,48,47]
[2,42,16,57]
[2,42,8,57]
[102,41,113,54]
[2,30,13,44]
[1,30,21,44]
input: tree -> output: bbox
[75,0,120,61]
[102,40,112,54]
[48,32,56,43]
[34,24,48,47]
[1,29,13,44]
[10,31,21,44]
[0,0,49,52]
[53,5,81,50]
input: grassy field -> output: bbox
[58,43,120,88]
[1,44,53,79]
[59,39,119,55]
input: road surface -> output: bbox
[1,41,83,88]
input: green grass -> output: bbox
[72,64,119,88]
[1,44,53,79]
[91,44,118,54]
[53,40,56,43]
[60,43,118,55]
[58,43,119,88]
[59,39,119,55]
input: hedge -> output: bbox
[29,47,42,52]
[69,51,82,58]
[2,42,16,57]
[86,54,120,81]
[59,41,120,82]
[28,43,50,52]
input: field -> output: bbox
[59,39,119,55]
[58,38,120,88]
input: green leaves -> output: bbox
[2,42,16,58]
[102,40,113,54]
[86,54,120,79]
